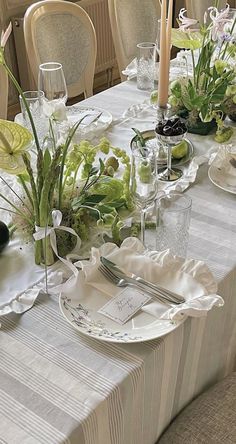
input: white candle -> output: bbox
[167,0,173,71]
[158,0,167,108]
[157,0,173,109]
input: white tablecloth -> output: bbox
[1,80,236,444]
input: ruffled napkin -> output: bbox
[122,55,193,82]
[79,237,224,321]
[0,237,64,318]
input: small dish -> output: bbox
[208,163,236,194]
[130,129,194,167]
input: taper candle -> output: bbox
[158,0,167,108]
[166,0,173,71]
[157,0,173,108]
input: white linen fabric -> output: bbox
[80,237,223,321]
[122,51,194,80]
[1,80,236,444]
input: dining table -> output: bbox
[1,78,236,444]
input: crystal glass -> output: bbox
[19,90,44,125]
[137,42,156,91]
[156,19,169,57]
[19,90,46,142]
[226,8,236,32]
[155,109,187,182]
[131,142,158,246]
[156,191,192,257]
[38,62,68,106]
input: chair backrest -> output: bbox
[185,0,227,21]
[24,0,97,99]
[108,0,161,80]
[0,65,8,119]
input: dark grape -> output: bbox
[155,116,186,137]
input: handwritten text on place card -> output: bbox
[98,288,151,325]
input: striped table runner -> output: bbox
[1,81,236,443]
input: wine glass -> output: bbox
[131,142,158,246]
[38,62,68,106]
[38,62,68,146]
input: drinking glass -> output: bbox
[137,42,156,91]
[19,90,44,128]
[156,191,192,257]
[131,142,158,246]
[156,19,171,57]
[38,62,68,106]
[226,8,236,32]
[19,90,47,142]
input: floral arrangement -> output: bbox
[0,24,132,266]
[169,2,236,140]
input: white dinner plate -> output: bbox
[66,105,112,131]
[59,272,186,343]
[208,163,236,195]
[59,234,219,344]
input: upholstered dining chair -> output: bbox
[0,65,8,119]
[23,0,97,99]
[157,373,236,443]
[108,0,161,80]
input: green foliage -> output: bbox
[170,7,236,140]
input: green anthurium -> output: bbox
[171,29,203,50]
[0,120,32,174]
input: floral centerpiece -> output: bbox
[169,2,236,140]
[0,24,133,266]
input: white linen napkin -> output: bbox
[79,237,224,321]
[122,55,193,82]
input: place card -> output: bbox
[98,288,152,325]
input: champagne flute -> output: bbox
[38,62,68,106]
[131,142,158,246]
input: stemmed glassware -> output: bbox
[38,62,68,147]
[131,142,158,246]
[38,62,68,106]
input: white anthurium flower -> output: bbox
[209,4,231,41]
[178,8,199,32]
[42,101,68,122]
[0,120,32,175]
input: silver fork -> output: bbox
[98,263,181,306]
[100,256,185,304]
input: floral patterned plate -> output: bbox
[59,237,220,344]
[59,282,185,343]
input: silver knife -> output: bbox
[100,256,185,304]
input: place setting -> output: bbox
[15,62,113,145]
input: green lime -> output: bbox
[172,140,188,159]
[150,90,158,105]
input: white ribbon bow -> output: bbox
[33,209,81,275]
